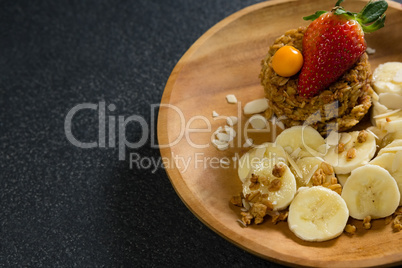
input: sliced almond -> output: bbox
[249,114,268,129]
[216,142,229,151]
[224,125,237,138]
[226,94,238,104]
[326,131,340,146]
[276,120,285,130]
[243,99,269,115]
[305,164,319,184]
[212,139,227,146]
[227,116,238,126]
[290,147,302,159]
[373,109,401,119]
[217,132,231,142]
[286,151,302,179]
[366,47,376,55]
[379,93,402,109]
[243,138,253,148]
[254,146,266,159]
[340,133,352,145]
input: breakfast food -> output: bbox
[323,130,377,174]
[260,0,387,135]
[274,125,326,158]
[341,165,400,220]
[288,186,349,242]
[227,0,402,243]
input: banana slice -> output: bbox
[370,152,402,205]
[341,165,400,220]
[243,159,296,211]
[371,100,389,126]
[275,126,326,158]
[238,143,288,183]
[366,126,387,144]
[371,62,402,133]
[380,132,402,149]
[378,93,402,110]
[291,157,334,188]
[324,130,376,174]
[374,109,402,133]
[372,62,402,95]
[336,173,350,187]
[288,186,349,242]
[378,139,402,156]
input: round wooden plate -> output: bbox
[158,0,402,266]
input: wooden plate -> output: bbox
[158,0,402,266]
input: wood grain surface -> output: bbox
[158,0,402,266]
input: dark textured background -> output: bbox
[1,0,401,267]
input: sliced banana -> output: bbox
[372,62,402,95]
[275,126,326,158]
[238,143,288,183]
[243,159,296,211]
[324,131,376,174]
[370,152,402,205]
[366,126,387,144]
[374,109,402,133]
[336,173,350,187]
[341,165,400,220]
[378,93,402,110]
[371,62,402,133]
[371,100,389,126]
[378,139,402,156]
[288,186,349,242]
[291,157,334,188]
[380,133,402,149]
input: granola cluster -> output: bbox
[230,172,289,226]
[260,27,374,135]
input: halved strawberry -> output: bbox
[298,0,388,98]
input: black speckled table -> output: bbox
[1,0,401,266]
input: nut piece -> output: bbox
[268,179,282,192]
[249,174,260,190]
[363,216,372,230]
[272,163,286,178]
[357,130,368,143]
[385,215,393,225]
[346,148,357,161]
[240,212,253,225]
[230,194,243,207]
[393,215,402,232]
[268,210,289,224]
[250,203,268,224]
[328,183,342,195]
[243,98,269,115]
[246,191,261,203]
[336,143,345,154]
[259,198,274,211]
[321,162,334,175]
[249,114,268,129]
[311,168,326,186]
[344,224,357,235]
[226,94,237,104]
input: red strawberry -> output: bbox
[298,0,388,98]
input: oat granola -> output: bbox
[260,27,374,135]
